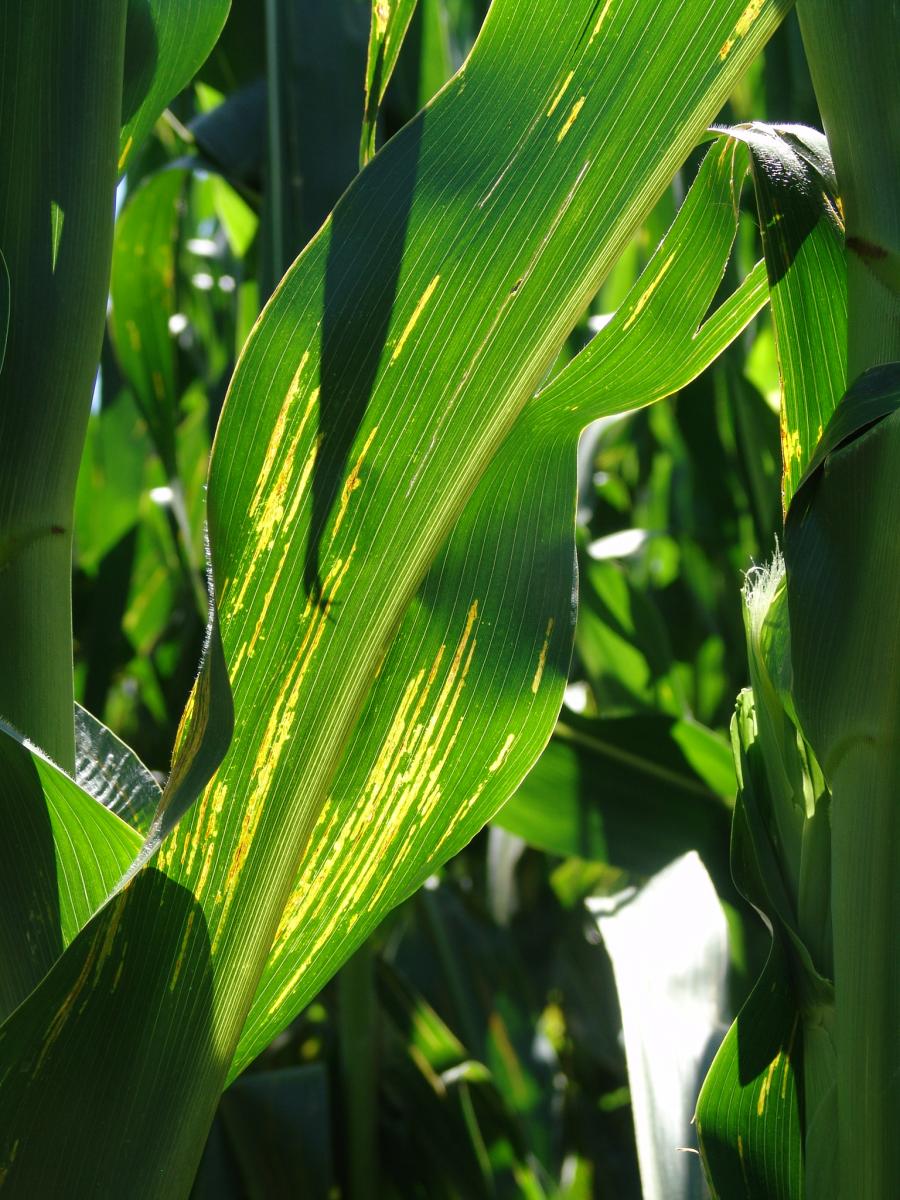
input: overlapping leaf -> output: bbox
[120,0,232,173]
[0,2,790,1192]
[361,0,420,163]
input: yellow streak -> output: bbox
[557,97,586,142]
[265,602,480,1014]
[547,71,575,116]
[720,0,765,58]
[621,251,676,330]
[118,136,133,172]
[251,354,312,516]
[489,734,516,772]
[391,275,440,363]
[331,425,379,539]
[757,1053,780,1116]
[531,617,555,694]
[211,551,355,952]
[252,395,321,555]
[588,0,614,44]
[375,1,390,38]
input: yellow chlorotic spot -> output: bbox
[375,2,391,37]
[489,734,516,772]
[125,319,141,353]
[391,275,440,363]
[531,617,555,694]
[331,426,379,540]
[720,0,765,59]
[151,370,166,401]
[265,603,480,1014]
[212,552,355,953]
[782,1015,798,1099]
[621,252,676,330]
[169,911,196,991]
[781,423,802,465]
[252,392,320,556]
[588,0,614,44]
[757,1053,780,1116]
[118,136,134,172]
[251,353,312,516]
[547,71,575,117]
[557,96,586,142]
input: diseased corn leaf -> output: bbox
[496,712,733,884]
[109,167,189,475]
[0,719,141,1021]
[229,134,767,1076]
[120,0,231,173]
[726,124,846,509]
[0,3,790,1191]
[696,935,804,1200]
[361,0,420,164]
[74,704,161,835]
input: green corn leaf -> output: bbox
[119,0,232,174]
[0,3,790,1191]
[74,704,161,835]
[726,123,847,509]
[361,0,420,165]
[0,719,141,1022]
[109,167,189,477]
[696,934,804,1200]
[497,712,734,884]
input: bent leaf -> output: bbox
[120,0,232,173]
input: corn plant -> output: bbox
[1,0,894,1196]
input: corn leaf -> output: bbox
[785,364,900,1197]
[696,122,849,1200]
[230,131,767,1077]
[497,713,734,885]
[361,0,420,164]
[109,167,189,476]
[696,934,804,1200]
[74,704,161,835]
[0,2,790,1191]
[726,124,847,509]
[0,720,141,1021]
[120,0,232,173]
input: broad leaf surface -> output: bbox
[0,2,790,1191]
[230,132,767,1076]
